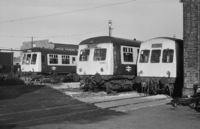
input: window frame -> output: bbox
[79,49,90,61]
[61,55,70,64]
[150,49,161,63]
[162,49,174,63]
[31,53,37,65]
[139,50,150,63]
[49,54,58,64]
[93,48,107,61]
[121,46,136,64]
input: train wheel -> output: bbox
[106,85,116,94]
[130,85,134,91]
[165,84,174,96]
[73,73,80,82]
[106,85,111,94]
[190,102,197,109]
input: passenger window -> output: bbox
[62,55,70,64]
[49,54,58,64]
[123,47,134,62]
[140,50,150,63]
[151,50,161,63]
[72,57,76,64]
[162,49,174,63]
[31,54,37,64]
[26,54,31,64]
[79,49,90,61]
[94,49,107,61]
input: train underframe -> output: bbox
[79,73,176,96]
[78,73,136,93]
[134,76,176,96]
[20,72,76,85]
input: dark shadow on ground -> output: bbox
[0,124,16,129]
[0,85,125,129]
[0,85,45,100]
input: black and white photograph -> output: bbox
[0,0,200,129]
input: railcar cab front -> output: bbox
[21,50,42,73]
[77,36,141,93]
[136,37,183,96]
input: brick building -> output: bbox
[21,39,78,51]
[182,0,200,96]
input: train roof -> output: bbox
[146,37,183,42]
[79,36,142,47]
[23,47,77,55]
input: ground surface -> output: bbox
[0,84,200,129]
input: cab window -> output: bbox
[140,50,150,63]
[79,49,90,61]
[151,50,161,63]
[26,54,31,64]
[31,54,37,64]
[162,49,174,63]
[94,49,107,61]
[22,54,27,64]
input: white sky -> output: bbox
[0,0,183,56]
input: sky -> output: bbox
[0,0,183,57]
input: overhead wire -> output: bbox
[0,0,176,24]
[0,28,107,38]
[0,0,178,39]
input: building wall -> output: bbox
[21,39,54,50]
[183,0,200,96]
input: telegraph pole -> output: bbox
[31,37,33,48]
[108,20,113,37]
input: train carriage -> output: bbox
[76,36,142,93]
[21,47,77,83]
[0,52,13,74]
[21,48,77,74]
[136,37,183,96]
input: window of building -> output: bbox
[93,49,107,61]
[162,49,174,63]
[49,54,58,64]
[151,50,161,63]
[31,54,37,64]
[62,55,70,64]
[140,50,150,63]
[79,49,90,61]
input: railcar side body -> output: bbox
[21,48,77,74]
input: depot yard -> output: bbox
[0,83,200,129]
[0,84,123,128]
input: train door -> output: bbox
[114,45,138,75]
